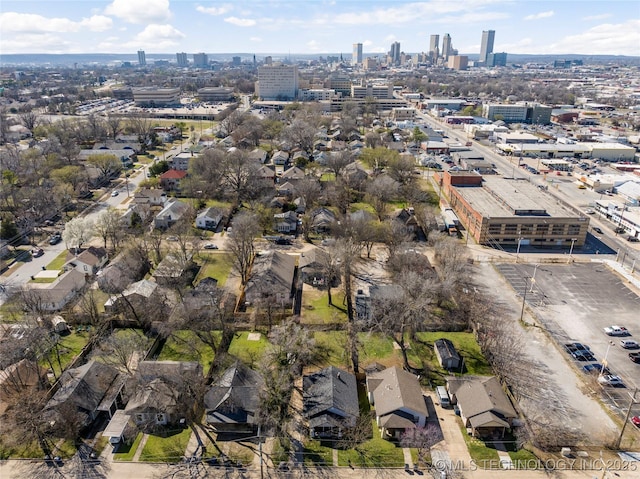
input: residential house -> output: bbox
[292,151,309,165]
[133,188,167,207]
[159,169,187,191]
[154,199,189,230]
[64,246,108,275]
[195,207,224,231]
[244,251,296,307]
[447,376,517,439]
[303,366,359,439]
[344,162,368,186]
[393,208,420,237]
[274,211,298,234]
[46,360,124,425]
[313,140,328,152]
[249,148,268,164]
[355,283,403,321]
[79,149,136,168]
[299,247,332,287]
[366,366,428,440]
[104,279,159,313]
[125,361,202,430]
[254,165,276,184]
[271,150,289,166]
[434,339,462,371]
[281,166,305,183]
[23,269,86,312]
[170,152,194,171]
[310,207,337,234]
[153,253,195,287]
[277,181,296,197]
[204,363,264,434]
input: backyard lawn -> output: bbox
[301,289,347,325]
[302,439,334,466]
[195,252,232,287]
[227,331,269,365]
[140,428,192,462]
[157,330,216,370]
[43,331,91,379]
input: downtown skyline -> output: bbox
[0,0,639,57]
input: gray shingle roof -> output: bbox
[205,363,263,425]
[447,376,517,424]
[367,366,428,419]
[303,366,359,424]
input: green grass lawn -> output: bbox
[313,331,349,368]
[228,331,269,365]
[44,331,91,379]
[409,332,492,383]
[0,439,45,459]
[358,332,397,365]
[320,172,336,182]
[113,432,143,461]
[158,330,216,370]
[139,428,191,462]
[29,276,57,283]
[46,250,69,270]
[349,202,376,214]
[337,419,405,467]
[204,199,233,210]
[302,290,348,325]
[195,252,232,287]
[303,439,334,466]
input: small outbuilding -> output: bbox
[51,315,70,334]
[434,338,461,371]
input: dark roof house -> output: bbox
[204,363,264,434]
[303,366,359,439]
[244,251,296,307]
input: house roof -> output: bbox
[122,279,157,299]
[299,247,330,270]
[124,378,180,414]
[160,169,187,180]
[204,363,264,425]
[153,253,192,279]
[46,360,120,413]
[245,251,296,299]
[303,366,359,422]
[447,376,517,423]
[197,207,224,221]
[156,199,188,221]
[367,366,428,420]
[72,246,107,267]
[281,166,305,180]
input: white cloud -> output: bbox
[524,11,554,21]
[362,40,373,47]
[196,4,233,16]
[133,24,185,43]
[550,19,640,55]
[0,33,73,53]
[0,12,112,33]
[250,36,263,42]
[306,40,322,52]
[104,0,171,24]
[582,13,612,21]
[224,17,256,27]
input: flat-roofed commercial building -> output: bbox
[483,103,552,125]
[197,87,235,101]
[351,83,393,99]
[437,171,589,247]
[132,87,181,106]
[257,64,298,101]
[497,142,636,161]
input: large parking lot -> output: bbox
[498,262,640,413]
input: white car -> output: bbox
[620,340,640,349]
[603,326,630,336]
[111,190,119,197]
[598,375,623,387]
[203,243,219,250]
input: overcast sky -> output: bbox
[1,0,639,56]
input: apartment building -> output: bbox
[482,103,552,125]
[257,64,299,101]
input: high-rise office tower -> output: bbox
[257,64,299,100]
[352,43,363,66]
[441,34,452,61]
[389,41,401,65]
[137,50,146,66]
[479,30,495,64]
[176,52,188,67]
[429,34,440,63]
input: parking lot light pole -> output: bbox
[529,264,539,293]
[568,238,577,263]
[600,341,614,376]
[519,277,529,324]
[516,237,522,263]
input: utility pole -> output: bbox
[615,388,638,450]
[519,277,528,323]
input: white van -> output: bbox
[436,386,451,408]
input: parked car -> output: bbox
[111,190,119,197]
[49,233,62,245]
[632,416,640,427]
[629,352,640,364]
[564,342,590,354]
[203,243,219,250]
[603,326,630,336]
[593,227,604,235]
[620,340,640,349]
[597,375,624,387]
[627,236,639,243]
[31,247,44,258]
[582,363,610,375]
[166,236,178,242]
[572,349,596,361]
[584,208,595,214]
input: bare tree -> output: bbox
[228,212,260,286]
[325,151,353,178]
[93,329,150,374]
[365,175,399,220]
[18,110,40,133]
[105,114,122,140]
[94,207,124,250]
[400,424,443,469]
[282,119,316,151]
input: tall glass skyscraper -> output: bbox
[480,30,495,64]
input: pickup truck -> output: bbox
[603,326,630,336]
